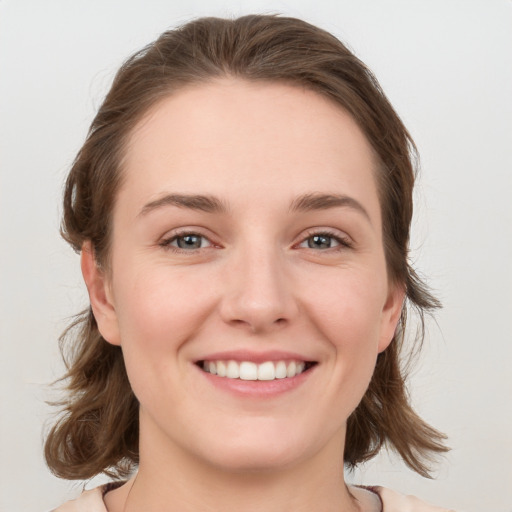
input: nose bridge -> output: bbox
[220,236,297,331]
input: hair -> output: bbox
[45,14,447,481]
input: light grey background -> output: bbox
[1,1,511,510]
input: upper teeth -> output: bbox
[202,360,307,381]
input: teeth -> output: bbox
[286,361,296,378]
[240,362,258,380]
[217,361,227,377]
[275,361,287,379]
[257,361,275,381]
[226,360,239,379]
[201,359,310,381]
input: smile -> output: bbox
[199,360,316,381]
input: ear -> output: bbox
[81,241,121,346]
[378,282,406,353]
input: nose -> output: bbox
[219,246,299,333]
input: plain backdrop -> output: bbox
[1,1,511,511]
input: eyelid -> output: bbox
[158,227,220,252]
[295,228,354,250]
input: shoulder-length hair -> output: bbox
[45,14,447,480]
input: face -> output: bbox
[84,79,403,473]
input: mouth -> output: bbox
[196,359,318,381]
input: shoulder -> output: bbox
[51,486,107,512]
[371,486,457,512]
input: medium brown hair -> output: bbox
[45,14,447,480]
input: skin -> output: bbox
[82,79,404,512]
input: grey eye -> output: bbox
[306,234,339,249]
[174,234,206,249]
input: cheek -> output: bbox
[112,264,217,357]
[110,266,216,411]
[311,270,387,348]
[305,270,387,402]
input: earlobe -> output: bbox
[378,283,406,353]
[81,242,121,346]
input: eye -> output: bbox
[161,232,212,250]
[303,234,339,249]
[298,231,352,250]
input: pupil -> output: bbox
[177,235,201,249]
[309,235,331,249]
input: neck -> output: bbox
[109,428,359,512]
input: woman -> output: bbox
[47,14,453,511]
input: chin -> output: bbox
[189,426,320,474]
[207,445,305,474]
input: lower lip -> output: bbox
[196,364,315,398]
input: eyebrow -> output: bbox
[138,191,370,221]
[138,193,229,217]
[289,192,371,221]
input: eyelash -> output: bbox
[159,230,214,252]
[297,229,353,251]
[158,229,353,253]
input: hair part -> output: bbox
[45,14,447,481]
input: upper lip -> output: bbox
[194,350,317,364]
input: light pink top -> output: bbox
[52,484,457,511]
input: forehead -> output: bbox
[119,79,380,220]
